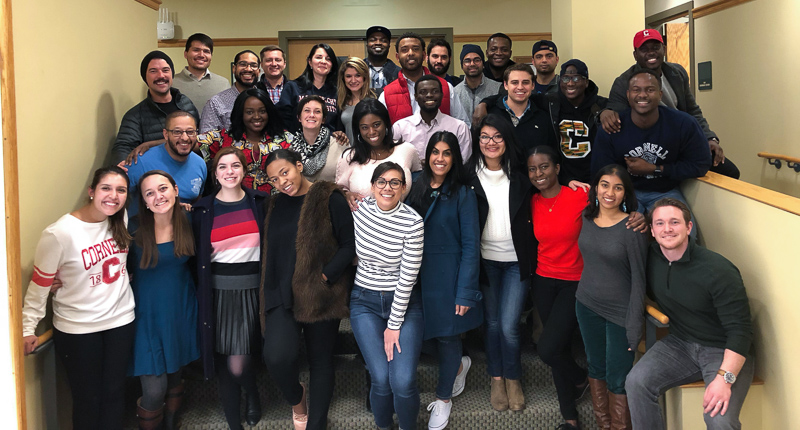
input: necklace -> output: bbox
[541,189,561,212]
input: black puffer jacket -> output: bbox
[112,88,198,163]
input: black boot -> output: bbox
[245,390,262,426]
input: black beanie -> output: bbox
[140,51,175,82]
[460,44,485,65]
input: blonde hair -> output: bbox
[337,57,376,110]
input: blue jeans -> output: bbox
[481,259,530,380]
[350,286,424,430]
[626,335,755,430]
[422,335,463,400]
[635,187,698,239]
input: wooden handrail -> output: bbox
[697,172,800,216]
[646,305,669,325]
[37,329,53,347]
[757,152,800,165]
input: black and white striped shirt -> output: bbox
[353,197,424,330]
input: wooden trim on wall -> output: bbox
[453,32,552,43]
[697,172,800,217]
[158,33,552,49]
[158,37,279,48]
[693,0,754,19]
[1,0,26,428]
[135,0,162,11]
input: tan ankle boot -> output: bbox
[608,392,632,430]
[588,378,611,429]
[490,378,508,411]
[136,397,164,430]
[505,378,525,411]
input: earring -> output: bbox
[595,197,599,206]
[622,202,627,212]
[90,196,93,200]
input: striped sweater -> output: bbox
[353,197,424,329]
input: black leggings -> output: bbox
[531,275,587,421]
[53,321,135,430]
[262,307,340,430]
[216,353,259,429]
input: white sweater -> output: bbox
[477,166,517,262]
[22,214,135,336]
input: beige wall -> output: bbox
[160,0,551,80]
[551,0,644,97]
[12,0,155,426]
[682,178,800,427]
[694,0,800,197]
[161,0,551,39]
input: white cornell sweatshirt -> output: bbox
[22,214,135,337]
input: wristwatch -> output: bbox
[653,165,663,176]
[717,369,736,384]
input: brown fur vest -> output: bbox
[259,181,353,330]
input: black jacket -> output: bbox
[112,88,199,164]
[486,95,557,156]
[191,187,269,378]
[468,169,535,281]
[366,58,401,95]
[607,62,716,140]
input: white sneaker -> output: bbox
[427,399,452,430]
[451,356,471,397]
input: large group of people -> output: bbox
[22,25,753,430]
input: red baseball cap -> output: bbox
[633,29,664,48]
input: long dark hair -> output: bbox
[583,164,638,219]
[295,43,339,90]
[229,88,285,140]
[407,131,466,208]
[346,98,399,165]
[89,166,132,250]
[135,170,195,268]
[467,114,524,178]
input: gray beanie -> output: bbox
[140,50,175,82]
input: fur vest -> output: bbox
[259,181,353,330]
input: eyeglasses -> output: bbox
[479,134,504,144]
[374,178,404,189]
[560,75,586,84]
[236,61,260,69]
[462,57,483,65]
[166,129,197,138]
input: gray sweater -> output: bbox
[576,217,647,349]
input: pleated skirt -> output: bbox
[213,287,261,355]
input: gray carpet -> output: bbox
[124,319,598,429]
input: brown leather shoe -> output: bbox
[588,378,611,429]
[136,397,164,430]
[505,378,525,411]
[490,378,508,411]
[608,392,632,430]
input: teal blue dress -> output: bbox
[128,242,200,376]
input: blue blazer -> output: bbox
[415,182,483,340]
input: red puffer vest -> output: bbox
[383,67,451,124]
